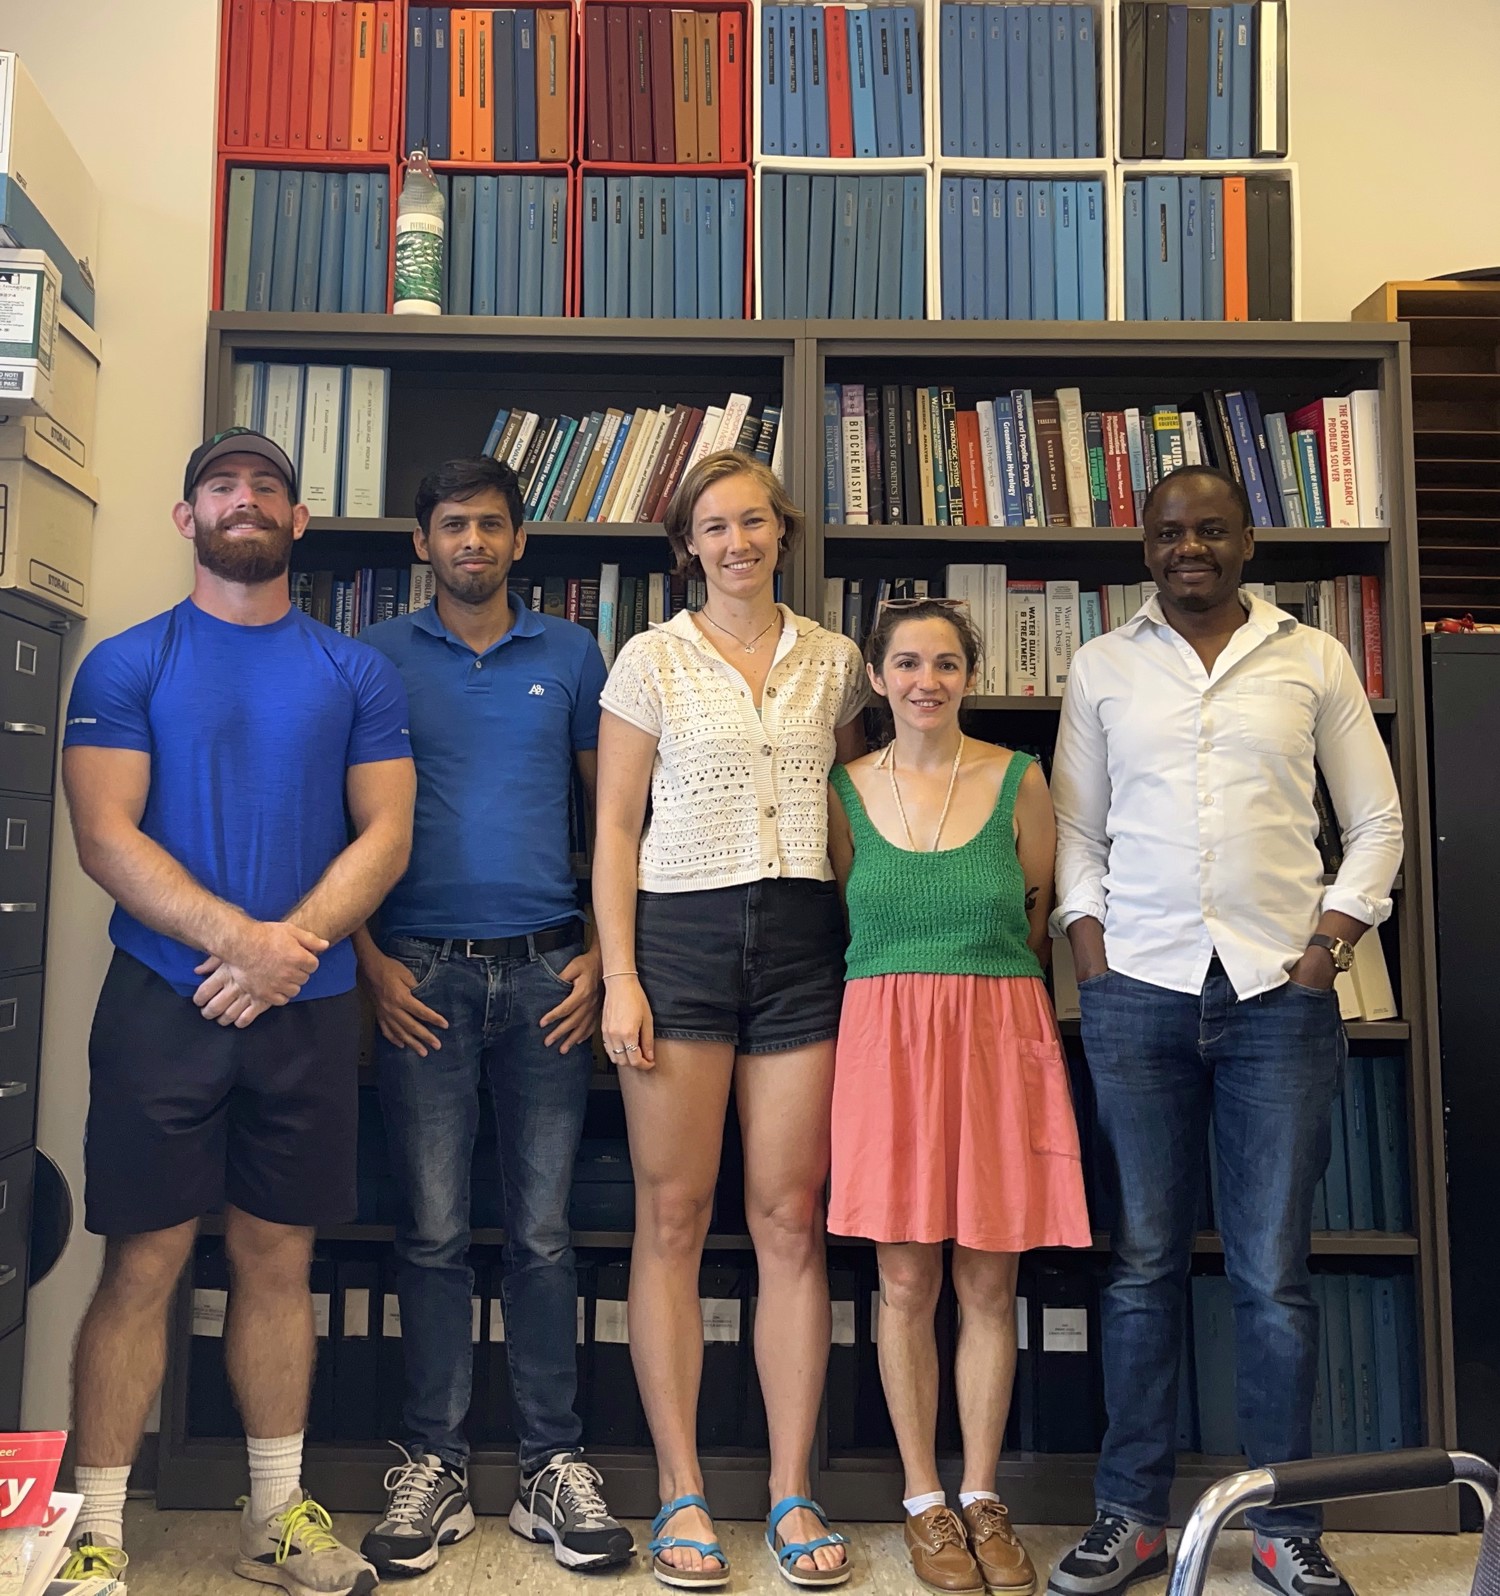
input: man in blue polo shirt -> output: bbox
[354,456,629,1579]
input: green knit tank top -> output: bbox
[831,750,1043,981]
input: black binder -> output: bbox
[1032,1262,1104,1453]
[1265,180,1293,320]
[584,1259,645,1447]
[473,1256,518,1444]
[1246,176,1273,322]
[698,1261,748,1449]
[1184,6,1210,158]
[854,1253,895,1448]
[308,1250,337,1441]
[1119,3,1146,158]
[1142,4,1169,158]
[333,1254,381,1441]
[377,1256,407,1441]
[826,1264,860,1452]
[187,1243,240,1438]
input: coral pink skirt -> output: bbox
[828,973,1092,1253]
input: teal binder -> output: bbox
[541,176,567,317]
[848,6,878,156]
[784,174,811,319]
[583,176,607,318]
[830,175,859,319]
[852,176,882,320]
[673,176,698,318]
[1029,179,1054,319]
[605,177,630,318]
[316,173,346,313]
[496,175,522,317]
[697,178,721,319]
[984,180,1007,319]
[940,176,961,320]
[651,176,673,317]
[450,174,475,314]
[364,173,389,314]
[1052,179,1079,320]
[760,172,785,319]
[960,177,984,319]
[1006,179,1030,318]
[518,174,544,316]
[720,178,746,318]
[247,167,281,313]
[269,169,304,312]
[294,170,324,314]
[807,176,836,319]
[1324,1272,1358,1453]
[876,175,903,320]
[472,175,498,315]
[899,175,925,319]
[628,176,652,317]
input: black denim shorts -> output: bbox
[636,877,847,1054]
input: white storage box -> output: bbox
[0,426,97,617]
[0,248,58,417]
[0,299,99,471]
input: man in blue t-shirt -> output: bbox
[350,456,630,1579]
[59,429,414,1592]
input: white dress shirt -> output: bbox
[1050,590,1403,999]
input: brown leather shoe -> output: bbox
[961,1500,1036,1595]
[905,1504,985,1595]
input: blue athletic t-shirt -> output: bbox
[63,599,411,999]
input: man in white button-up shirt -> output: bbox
[1046,467,1401,1596]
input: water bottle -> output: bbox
[393,152,444,316]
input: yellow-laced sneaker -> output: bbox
[60,1540,129,1581]
[234,1489,377,1595]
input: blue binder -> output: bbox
[721,179,746,318]
[1370,1055,1409,1233]
[1372,1279,1404,1451]
[697,178,721,318]
[247,168,280,313]
[515,9,539,161]
[984,180,1007,320]
[1393,1277,1421,1446]
[1325,1092,1353,1230]
[269,169,304,313]
[896,6,924,154]
[899,175,925,319]
[1224,390,1272,525]
[497,176,522,317]
[316,174,346,313]
[808,176,836,318]
[982,6,1007,156]
[1050,4,1074,158]
[472,175,498,316]
[959,5,984,157]
[1343,1061,1376,1232]
[848,7,879,157]
[876,175,903,320]
[541,176,567,318]
[853,176,882,319]
[1074,3,1098,156]
[1180,175,1203,320]
[583,176,607,318]
[673,176,698,318]
[1007,179,1030,319]
[1144,174,1181,320]
[1202,177,1224,318]
[1229,3,1252,157]
[872,8,903,157]
[1078,179,1105,319]
[449,174,475,315]
[628,176,652,317]
[783,174,811,319]
[762,7,783,155]
[650,176,673,318]
[783,6,806,157]
[1006,4,1030,157]
[493,10,516,160]
[823,385,844,522]
[1324,1272,1358,1453]
[1191,1274,1237,1458]
[940,177,962,319]
[760,172,785,319]
[429,7,452,159]
[1122,178,1144,321]
[960,177,984,320]
[406,7,429,153]
[519,174,544,317]
[939,5,961,155]
[365,173,389,314]
[1310,1276,1335,1455]
[1028,4,1051,157]
[830,175,860,318]
[806,5,830,156]
[1207,7,1231,159]
[433,172,450,310]
[1052,179,1078,320]
[1175,1324,1198,1452]
[1164,3,1188,159]
[1029,180,1054,320]
[1347,1276,1379,1451]
[294,170,325,314]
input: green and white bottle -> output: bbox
[393,152,444,316]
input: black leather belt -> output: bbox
[408,924,578,960]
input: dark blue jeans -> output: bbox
[376,931,591,1472]
[1080,959,1344,1536]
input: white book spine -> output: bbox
[264,364,305,472]
[1055,387,1092,527]
[1182,410,1202,466]
[1106,583,1127,630]
[571,410,622,521]
[983,562,1007,695]
[597,563,621,668]
[232,362,258,428]
[823,577,845,634]
[976,401,1004,528]
[944,563,986,688]
[688,406,725,475]
[599,408,648,521]
[340,366,388,519]
[842,413,869,525]
[621,408,670,523]
[409,564,436,608]
[715,392,751,452]
[770,408,787,484]
[299,365,344,515]
[1325,398,1358,528]
[1045,579,1081,696]
[1351,932,1397,1021]
[1348,389,1385,526]
[1006,585,1045,696]
[1123,582,1144,619]
[647,571,667,623]
[506,411,539,471]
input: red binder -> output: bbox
[627,7,653,164]
[267,0,294,148]
[224,0,252,146]
[247,0,273,147]
[584,5,609,158]
[718,11,743,162]
[824,5,854,157]
[308,0,334,148]
[371,0,397,151]
[330,2,356,150]
[604,5,630,160]
[288,1,314,148]
[649,6,675,161]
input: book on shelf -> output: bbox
[223,0,397,153]
[1124,172,1291,322]
[1118,0,1287,162]
[582,4,746,164]
[292,563,435,635]
[938,1,1096,161]
[403,5,571,161]
[441,172,569,315]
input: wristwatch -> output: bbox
[1308,933,1356,973]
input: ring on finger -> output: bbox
[625,1044,640,1052]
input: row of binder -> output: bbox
[443,172,571,316]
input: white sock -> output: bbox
[960,1490,1000,1508]
[74,1465,130,1549]
[246,1433,304,1522]
[904,1491,947,1517]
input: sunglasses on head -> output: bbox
[876,596,970,614]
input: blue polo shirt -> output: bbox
[361,598,607,938]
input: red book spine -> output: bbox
[824,6,853,158]
[371,0,396,151]
[225,0,252,145]
[1103,412,1134,527]
[627,6,653,163]
[330,2,356,150]
[718,11,743,162]
[958,413,986,527]
[288,1,314,148]
[1360,576,1384,697]
[248,0,273,147]
[566,579,581,622]
[308,0,334,148]
[605,6,631,160]
[649,7,675,161]
[584,5,609,159]
[267,0,294,147]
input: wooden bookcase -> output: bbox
[156,312,1455,1533]
[1352,280,1500,625]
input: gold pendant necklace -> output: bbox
[698,605,780,654]
[881,735,964,852]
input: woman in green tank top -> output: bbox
[826,599,1090,1596]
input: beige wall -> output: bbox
[1,0,1498,1430]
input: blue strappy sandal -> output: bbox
[649,1494,731,1589]
[765,1495,853,1588]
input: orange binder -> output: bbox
[535,8,571,161]
[1223,176,1248,322]
[247,0,273,147]
[350,1,377,150]
[450,9,474,161]
[718,11,744,163]
[473,9,493,160]
[288,1,314,149]
[695,12,717,162]
[267,0,294,148]
[308,0,334,149]
[224,0,252,146]
[371,0,397,152]
[671,9,697,163]
[330,2,356,150]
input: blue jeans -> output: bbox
[1080,960,1344,1536]
[376,930,591,1472]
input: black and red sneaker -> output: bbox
[1251,1534,1355,1596]
[1047,1512,1169,1595]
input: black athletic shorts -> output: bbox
[84,950,359,1236]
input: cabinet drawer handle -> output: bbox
[0,1266,17,1288]
[1,723,44,736]
[0,904,35,915]
[0,1083,28,1099]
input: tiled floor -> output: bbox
[119,1502,1482,1594]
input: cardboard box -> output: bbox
[0,54,100,325]
[0,247,58,417]
[0,298,98,472]
[0,426,97,617]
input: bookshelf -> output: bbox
[1351,280,1500,625]
[158,314,1456,1533]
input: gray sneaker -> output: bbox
[360,1446,477,1576]
[1251,1534,1355,1596]
[1047,1512,1169,1596]
[234,1489,377,1595]
[509,1449,635,1570]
